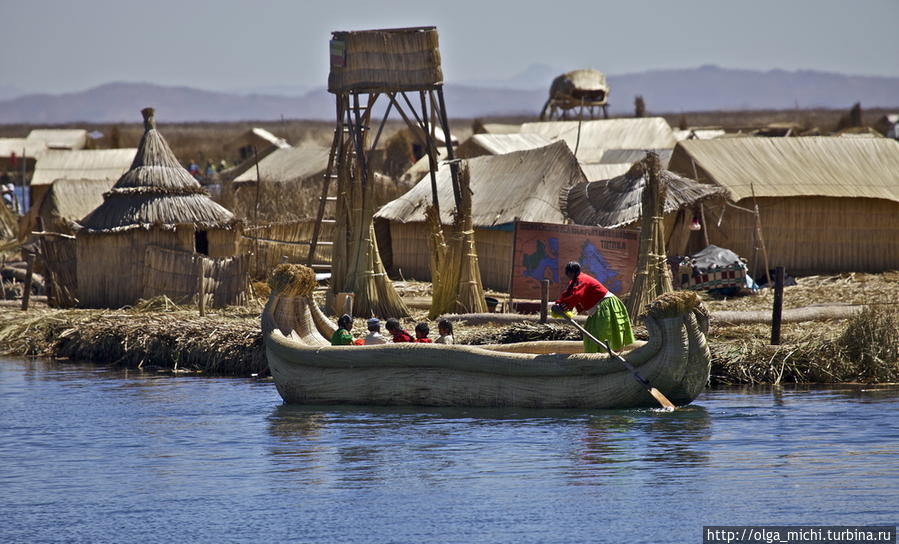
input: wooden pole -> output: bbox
[197,257,206,317]
[506,217,520,314]
[750,183,772,286]
[540,279,549,324]
[771,266,784,345]
[21,252,34,311]
[252,145,262,278]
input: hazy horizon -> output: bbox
[2,0,898,96]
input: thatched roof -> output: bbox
[600,148,673,167]
[520,117,677,163]
[376,141,587,226]
[579,163,632,182]
[328,27,443,93]
[26,129,88,150]
[0,138,47,160]
[233,143,330,183]
[562,162,727,228]
[31,148,136,186]
[223,128,291,155]
[472,122,522,135]
[456,133,552,159]
[669,137,899,203]
[28,178,115,234]
[79,108,236,233]
[548,69,609,104]
[398,146,449,185]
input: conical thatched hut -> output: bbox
[76,108,240,308]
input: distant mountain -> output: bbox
[0,85,27,102]
[1,67,898,124]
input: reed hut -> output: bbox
[22,178,115,238]
[26,129,88,150]
[30,148,136,209]
[224,127,290,164]
[540,69,610,121]
[562,161,727,257]
[0,138,46,172]
[76,108,239,308]
[375,141,587,289]
[520,117,677,164]
[456,133,553,159]
[668,137,899,273]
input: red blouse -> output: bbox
[415,338,433,343]
[555,273,609,313]
[391,330,415,343]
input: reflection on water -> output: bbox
[2,359,898,544]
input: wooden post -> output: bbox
[540,279,549,323]
[343,293,354,317]
[771,266,784,345]
[197,257,206,317]
[21,252,35,311]
[506,217,520,314]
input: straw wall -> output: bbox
[329,28,443,92]
[143,246,250,307]
[702,196,899,274]
[387,222,512,290]
[208,228,239,258]
[39,234,77,308]
[240,220,335,279]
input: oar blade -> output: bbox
[648,387,676,411]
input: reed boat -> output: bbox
[263,265,712,409]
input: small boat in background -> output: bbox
[262,265,712,409]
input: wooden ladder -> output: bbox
[306,95,370,269]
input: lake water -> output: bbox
[1,358,897,543]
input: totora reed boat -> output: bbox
[263,264,712,409]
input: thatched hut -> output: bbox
[75,108,239,308]
[29,148,136,209]
[668,137,899,273]
[375,141,587,289]
[22,178,115,237]
[520,117,677,164]
[562,162,727,257]
[540,69,610,121]
[224,127,290,164]
[456,133,552,159]
[26,129,89,150]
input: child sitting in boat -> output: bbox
[414,323,432,343]
[363,318,389,345]
[435,319,454,344]
[330,314,355,346]
[385,318,414,343]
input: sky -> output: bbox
[2,0,898,95]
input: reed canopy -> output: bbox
[520,117,678,164]
[668,137,899,273]
[76,108,240,308]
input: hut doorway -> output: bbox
[195,230,209,255]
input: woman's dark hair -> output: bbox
[385,318,401,331]
[337,314,352,329]
[564,261,581,276]
[437,319,453,334]
[414,322,429,336]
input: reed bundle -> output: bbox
[427,163,486,318]
[626,152,674,320]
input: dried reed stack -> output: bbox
[330,101,409,318]
[626,152,674,320]
[427,163,486,318]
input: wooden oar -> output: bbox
[557,310,676,410]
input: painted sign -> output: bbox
[510,221,639,300]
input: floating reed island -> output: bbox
[0,273,896,384]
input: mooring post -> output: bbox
[771,266,785,345]
[540,280,549,323]
[343,292,354,317]
[197,258,206,317]
[21,251,35,311]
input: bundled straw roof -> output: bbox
[328,27,443,92]
[579,163,632,182]
[233,143,330,183]
[79,108,236,233]
[376,141,586,226]
[0,138,47,160]
[548,69,609,103]
[456,133,553,159]
[600,148,673,167]
[562,163,727,228]
[223,128,290,155]
[37,179,116,232]
[520,117,677,163]
[26,129,88,150]
[31,148,136,186]
[669,137,899,203]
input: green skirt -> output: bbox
[583,295,635,353]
